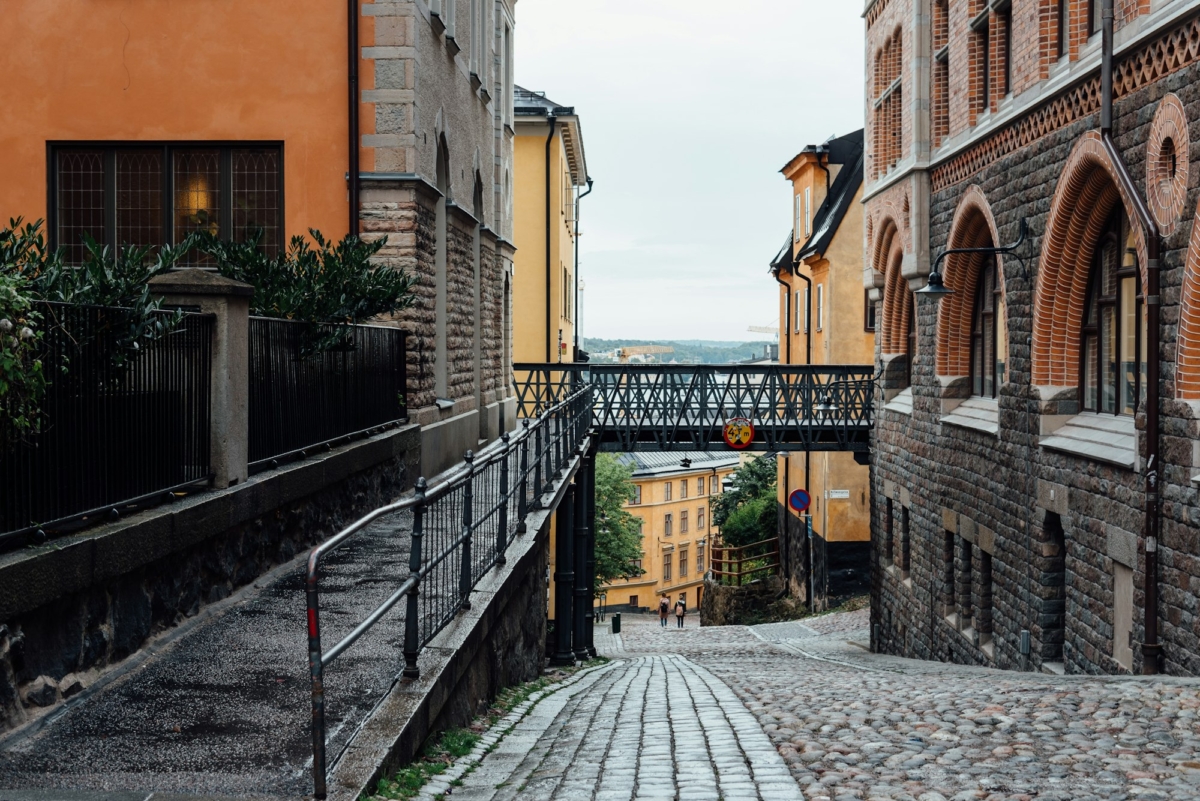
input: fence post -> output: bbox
[551,485,576,666]
[459,450,475,611]
[572,450,591,662]
[403,477,427,680]
[533,421,543,511]
[305,558,328,799]
[497,433,510,565]
[149,269,253,488]
[517,420,530,532]
[554,406,564,477]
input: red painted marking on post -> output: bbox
[308,608,318,639]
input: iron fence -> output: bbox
[0,302,214,549]
[711,536,781,586]
[514,363,875,452]
[248,318,407,469]
[303,386,592,799]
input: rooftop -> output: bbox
[612,451,741,479]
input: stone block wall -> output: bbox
[870,9,1200,676]
[0,427,420,731]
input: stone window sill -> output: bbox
[883,387,913,415]
[940,396,999,436]
[1040,412,1137,470]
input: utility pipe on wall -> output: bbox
[573,177,594,361]
[347,0,361,238]
[1100,0,1162,674]
[544,115,558,363]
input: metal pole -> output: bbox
[306,557,328,799]
[459,451,475,611]
[533,420,543,510]
[497,433,510,565]
[584,445,598,658]
[517,419,530,532]
[551,485,576,666]
[573,453,591,661]
[402,477,427,679]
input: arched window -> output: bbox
[970,258,1005,398]
[1080,208,1144,415]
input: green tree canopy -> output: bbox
[710,455,778,548]
[593,453,646,594]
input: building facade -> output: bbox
[0,0,518,477]
[512,87,589,364]
[601,453,738,615]
[866,0,1200,675]
[772,131,873,608]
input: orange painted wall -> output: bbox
[0,0,360,240]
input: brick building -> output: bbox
[865,0,1200,675]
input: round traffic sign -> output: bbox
[722,417,755,450]
[789,489,811,513]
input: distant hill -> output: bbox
[583,339,775,365]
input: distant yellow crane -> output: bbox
[594,345,675,364]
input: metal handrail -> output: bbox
[304,385,592,798]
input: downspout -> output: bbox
[1100,0,1162,674]
[772,268,793,366]
[545,115,558,363]
[815,148,832,199]
[348,0,361,238]
[574,177,595,361]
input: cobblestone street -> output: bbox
[419,610,1200,801]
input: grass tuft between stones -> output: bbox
[364,657,609,800]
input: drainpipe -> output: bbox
[573,177,594,361]
[347,0,361,238]
[815,148,832,199]
[772,268,794,366]
[545,115,558,363]
[1100,0,1162,674]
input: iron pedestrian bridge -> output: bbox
[514,363,875,453]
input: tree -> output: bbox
[710,455,779,548]
[593,453,646,594]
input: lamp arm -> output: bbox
[930,218,1029,278]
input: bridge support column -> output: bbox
[584,444,598,658]
[573,452,592,662]
[551,485,576,666]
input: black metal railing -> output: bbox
[0,303,214,549]
[514,363,874,452]
[712,536,781,586]
[303,386,592,799]
[248,318,407,469]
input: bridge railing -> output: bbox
[303,385,592,798]
[711,537,781,586]
[514,363,874,450]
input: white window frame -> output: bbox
[804,187,812,237]
[816,283,824,332]
[803,287,811,333]
[794,195,802,242]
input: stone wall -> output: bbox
[0,426,420,731]
[700,577,785,628]
[871,34,1200,676]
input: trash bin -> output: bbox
[612,613,621,634]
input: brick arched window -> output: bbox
[879,218,915,389]
[937,187,1007,398]
[1080,207,1143,415]
[1176,202,1200,400]
[1032,133,1148,392]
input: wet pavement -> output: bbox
[406,611,1200,801]
[0,511,417,798]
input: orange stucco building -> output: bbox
[2,0,519,477]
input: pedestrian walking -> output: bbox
[674,598,685,628]
[658,594,670,627]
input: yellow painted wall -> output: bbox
[600,467,736,612]
[777,152,871,544]
[513,122,576,364]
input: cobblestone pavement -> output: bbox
[430,612,1200,801]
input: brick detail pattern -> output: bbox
[866,0,913,186]
[932,1,950,148]
[1031,132,1148,388]
[1175,205,1200,400]
[1146,93,1190,237]
[933,8,1200,193]
[866,0,896,29]
[937,185,1003,378]
[880,227,912,356]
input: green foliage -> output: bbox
[710,455,779,548]
[0,271,46,441]
[196,228,415,351]
[593,454,647,593]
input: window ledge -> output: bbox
[1040,412,1137,470]
[941,396,999,436]
[884,387,913,415]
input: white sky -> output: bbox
[515,0,866,343]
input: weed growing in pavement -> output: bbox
[364,658,609,800]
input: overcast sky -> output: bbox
[515,1,866,344]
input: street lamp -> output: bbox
[918,218,1030,302]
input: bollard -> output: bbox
[612,612,621,634]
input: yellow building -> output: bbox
[512,87,589,364]
[772,129,872,605]
[601,452,739,615]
